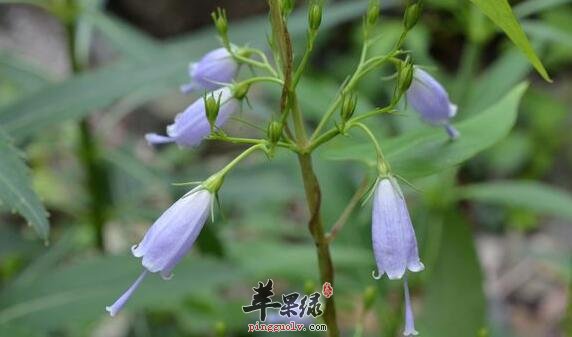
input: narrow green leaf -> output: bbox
[0,129,49,240]
[321,83,529,180]
[522,21,572,49]
[0,0,371,139]
[418,213,486,337]
[470,0,552,82]
[514,0,572,18]
[84,12,161,62]
[457,181,572,221]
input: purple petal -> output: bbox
[189,48,238,92]
[147,87,238,148]
[444,124,460,140]
[145,133,175,145]
[407,68,455,125]
[403,277,418,336]
[372,177,423,280]
[106,270,148,317]
[132,189,213,274]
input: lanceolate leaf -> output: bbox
[470,0,551,82]
[321,83,529,180]
[457,181,572,221]
[0,0,372,139]
[0,129,49,240]
[418,213,486,337]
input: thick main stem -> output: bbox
[267,3,340,334]
[297,153,339,337]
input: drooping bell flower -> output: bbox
[106,187,214,316]
[180,47,238,94]
[406,67,460,140]
[146,87,239,147]
[371,176,424,336]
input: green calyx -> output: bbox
[202,173,225,193]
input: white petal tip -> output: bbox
[161,272,174,281]
[449,103,458,117]
[386,271,406,280]
[408,261,425,273]
[372,270,384,280]
[105,306,116,317]
[404,329,419,336]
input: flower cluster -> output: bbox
[107,2,458,336]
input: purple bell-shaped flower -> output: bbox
[406,67,460,140]
[146,87,239,148]
[371,176,424,336]
[106,187,214,316]
[180,48,238,94]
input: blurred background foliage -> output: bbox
[0,0,571,337]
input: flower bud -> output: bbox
[304,280,316,294]
[366,0,380,27]
[211,8,228,39]
[281,0,295,17]
[267,121,283,144]
[146,88,239,148]
[231,82,250,101]
[404,1,423,31]
[340,92,358,122]
[205,93,221,129]
[308,3,322,31]
[363,286,377,310]
[215,321,226,337]
[398,61,414,95]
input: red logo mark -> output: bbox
[322,282,333,298]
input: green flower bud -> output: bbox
[205,93,221,128]
[232,82,250,100]
[304,280,316,294]
[366,0,380,27]
[281,0,295,17]
[215,321,226,337]
[363,286,377,310]
[398,61,414,95]
[308,3,322,31]
[340,92,358,121]
[211,7,228,38]
[404,2,423,31]
[267,121,283,144]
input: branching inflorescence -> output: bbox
[106,1,460,336]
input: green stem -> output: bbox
[268,3,339,336]
[297,153,340,337]
[66,21,110,251]
[350,122,388,173]
[232,49,278,77]
[326,175,369,243]
[293,30,317,87]
[238,76,284,87]
[217,143,267,176]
